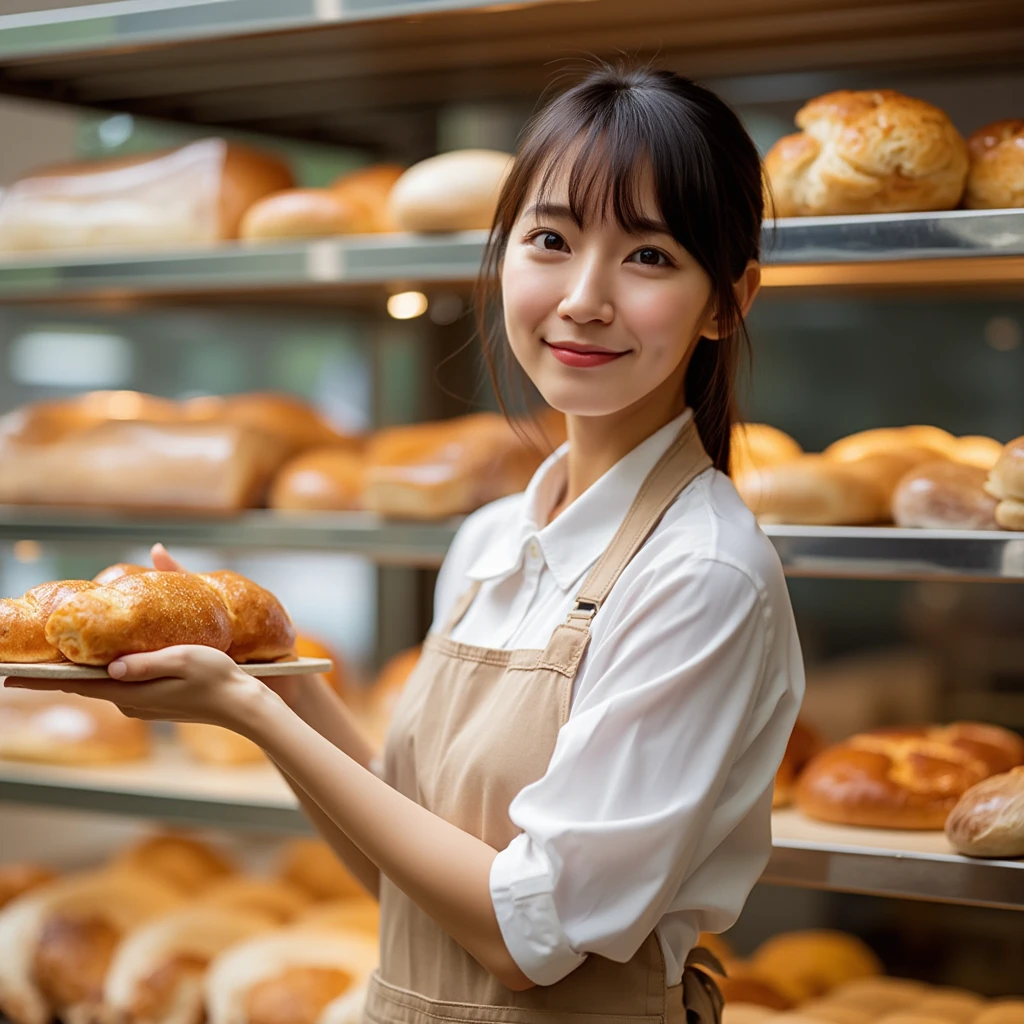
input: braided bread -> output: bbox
[795,723,1024,829]
[0,581,99,663]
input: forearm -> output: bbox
[285,675,379,771]
[243,689,532,991]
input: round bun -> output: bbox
[113,833,235,894]
[276,839,364,902]
[765,90,968,217]
[824,426,958,464]
[330,163,404,231]
[953,435,1004,471]
[795,723,1024,830]
[974,999,1024,1024]
[965,120,1024,209]
[240,188,375,241]
[730,423,803,478]
[774,718,825,808]
[269,448,364,511]
[388,149,512,231]
[750,930,882,1003]
[891,459,998,530]
[945,765,1024,858]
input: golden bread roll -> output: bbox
[750,930,882,1003]
[730,423,803,478]
[0,869,183,1024]
[945,765,1024,858]
[764,90,968,217]
[735,455,890,525]
[113,834,235,895]
[330,163,404,230]
[824,426,958,464]
[0,139,293,251]
[182,392,355,462]
[965,120,1024,209]
[297,899,380,936]
[0,419,285,512]
[953,435,1004,471]
[974,1000,1024,1024]
[43,571,233,666]
[0,688,149,765]
[360,646,420,745]
[240,189,374,241]
[205,928,378,1024]
[829,976,932,1011]
[891,460,999,530]
[276,841,365,903]
[92,563,148,586]
[795,723,1024,829]
[363,413,550,520]
[774,718,825,808]
[0,580,99,663]
[195,570,296,663]
[388,149,512,232]
[205,878,312,923]
[985,436,1024,530]
[269,448,364,511]
[175,722,266,765]
[101,905,273,1024]
[915,990,986,1022]
[0,866,57,912]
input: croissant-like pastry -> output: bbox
[205,927,378,1024]
[0,580,98,663]
[102,905,273,1024]
[0,869,183,1024]
[44,572,233,666]
[204,878,312,923]
[195,571,296,663]
[112,834,235,895]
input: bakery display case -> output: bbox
[0,0,1022,1016]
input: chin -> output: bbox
[534,378,636,419]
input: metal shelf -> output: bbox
[0,510,1021,582]
[0,1,1019,149]
[0,211,1022,304]
[0,756,1019,908]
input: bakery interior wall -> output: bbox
[0,49,1023,997]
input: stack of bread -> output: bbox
[764,89,1024,216]
[733,422,1014,529]
[0,390,359,513]
[0,834,378,1024]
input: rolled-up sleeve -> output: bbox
[489,555,785,985]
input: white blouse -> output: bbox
[430,410,805,988]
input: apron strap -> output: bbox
[441,580,482,637]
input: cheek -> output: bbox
[501,250,560,340]
[625,279,707,362]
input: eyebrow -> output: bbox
[523,202,673,238]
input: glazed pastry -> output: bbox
[194,570,296,663]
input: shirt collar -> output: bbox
[465,409,695,591]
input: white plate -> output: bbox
[0,656,332,680]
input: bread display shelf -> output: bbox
[765,809,1024,912]
[0,1,1019,149]
[0,211,1022,304]
[0,657,332,679]
[1,509,1022,581]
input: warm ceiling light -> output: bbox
[387,291,428,320]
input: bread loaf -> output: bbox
[195,570,296,663]
[774,718,825,808]
[0,580,99,663]
[0,688,149,765]
[0,139,293,252]
[44,571,233,666]
[113,834,235,895]
[92,563,148,586]
[764,90,968,217]
[269,448,364,511]
[965,120,1024,209]
[944,765,1024,858]
[0,419,284,512]
[101,905,273,1024]
[891,460,999,530]
[0,866,57,913]
[388,149,512,232]
[363,413,548,519]
[823,426,959,464]
[730,423,802,479]
[984,436,1024,530]
[795,723,1024,829]
[0,869,183,1024]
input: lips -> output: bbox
[543,340,627,369]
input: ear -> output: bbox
[702,260,762,340]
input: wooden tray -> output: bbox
[0,657,332,680]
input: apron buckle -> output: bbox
[567,600,598,622]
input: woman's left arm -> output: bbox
[3,650,533,992]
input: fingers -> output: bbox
[110,648,190,681]
[150,543,187,573]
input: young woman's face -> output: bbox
[501,164,718,418]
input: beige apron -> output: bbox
[366,417,726,1024]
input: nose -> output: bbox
[556,256,614,325]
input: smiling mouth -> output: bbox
[542,340,628,368]
[543,340,626,356]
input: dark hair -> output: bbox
[475,62,765,474]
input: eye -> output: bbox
[628,246,674,267]
[529,230,569,253]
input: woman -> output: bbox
[9,65,804,1024]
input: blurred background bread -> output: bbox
[984,436,1024,530]
[965,120,1024,209]
[944,766,1024,858]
